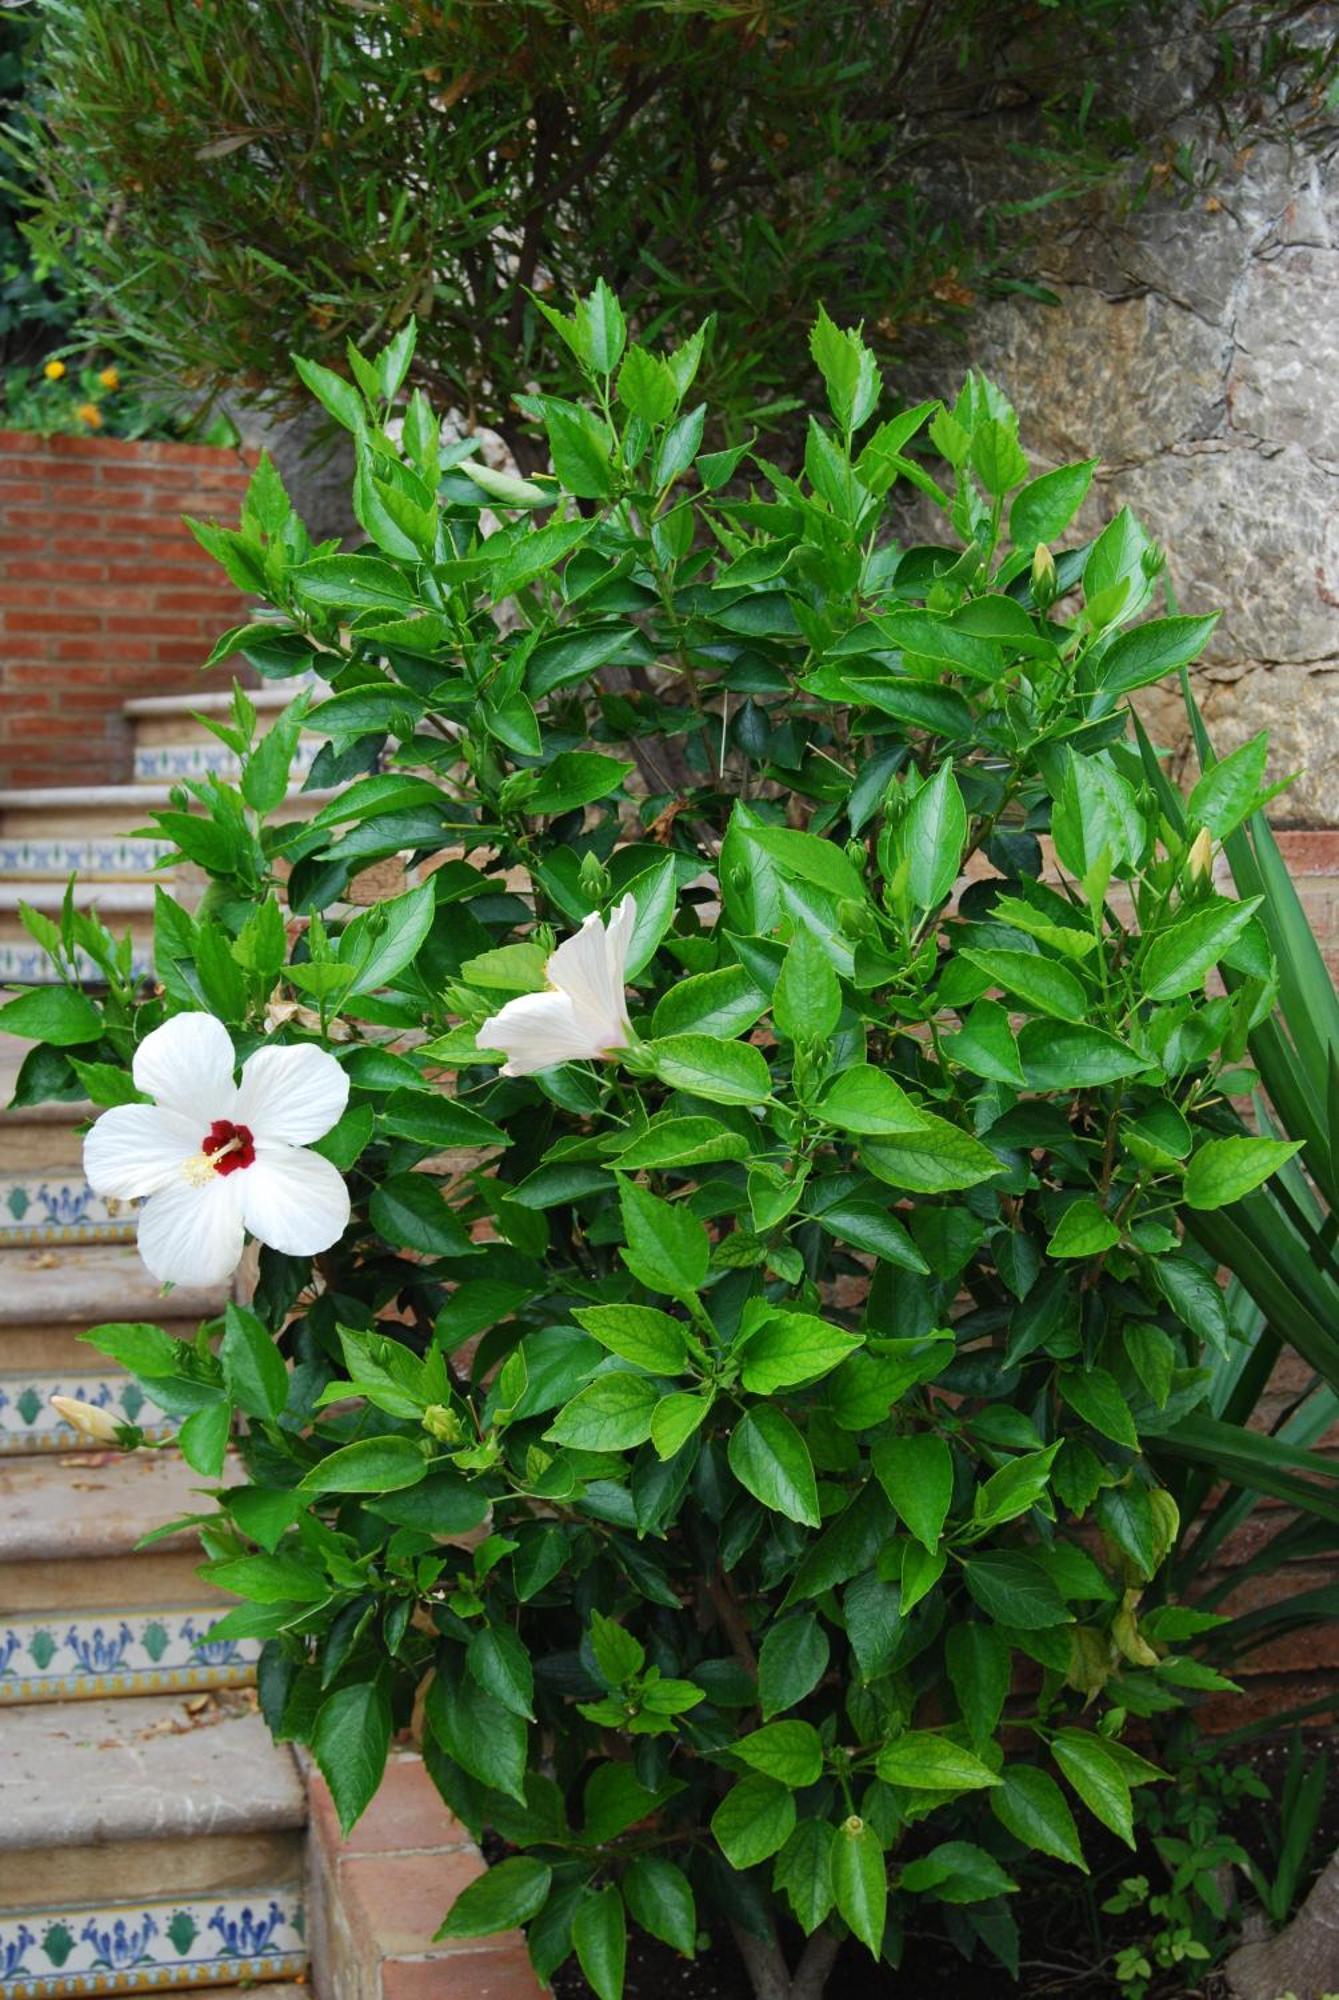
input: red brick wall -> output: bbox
[0,430,254,789]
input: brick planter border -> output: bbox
[305,1754,544,1999]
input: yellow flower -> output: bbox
[43,358,66,381]
[97,366,120,390]
[75,402,103,428]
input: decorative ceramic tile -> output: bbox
[133,739,320,783]
[0,1889,305,1995]
[0,1606,259,1704]
[0,944,153,985]
[0,1178,137,1248]
[0,840,171,878]
[0,1374,171,1456]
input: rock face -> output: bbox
[904,107,1339,821]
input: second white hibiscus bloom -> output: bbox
[83,1012,351,1287]
[481,895,637,1077]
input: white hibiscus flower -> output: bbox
[480,895,637,1078]
[83,1013,351,1287]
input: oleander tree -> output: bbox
[10,0,1337,457]
[3,293,1306,2000]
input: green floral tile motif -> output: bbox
[0,1890,305,1996]
[0,1374,172,1454]
[0,1608,259,1704]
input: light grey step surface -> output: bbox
[0,1449,235,1564]
[0,1244,225,1326]
[0,1692,305,1850]
[124,691,301,717]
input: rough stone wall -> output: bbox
[898,16,1339,824]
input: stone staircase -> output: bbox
[0,690,320,1998]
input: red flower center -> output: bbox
[200,1119,256,1175]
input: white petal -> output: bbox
[543,897,635,1051]
[83,1103,201,1199]
[480,990,610,1076]
[136,1174,246,1287]
[234,1043,350,1146]
[132,1014,237,1123]
[239,1144,351,1256]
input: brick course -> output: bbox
[0,430,254,787]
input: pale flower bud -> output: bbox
[1187,827,1213,885]
[51,1395,121,1445]
[1031,541,1058,607]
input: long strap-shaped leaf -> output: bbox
[1156,1412,1339,1525]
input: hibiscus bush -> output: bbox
[2,290,1302,2000]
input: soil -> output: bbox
[550,1736,1339,2000]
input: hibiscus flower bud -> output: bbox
[50,1395,122,1445]
[422,1403,465,1444]
[1031,541,1058,608]
[1186,826,1213,886]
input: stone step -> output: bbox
[0,1452,256,1702]
[0,780,340,843]
[132,736,322,786]
[0,1370,171,1456]
[0,1244,224,1329]
[0,882,168,985]
[0,1694,306,1994]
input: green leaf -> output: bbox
[342,881,438,997]
[971,418,1029,497]
[728,1406,820,1526]
[1009,460,1096,548]
[1141,897,1263,1001]
[614,1116,751,1171]
[1047,1200,1119,1259]
[832,1817,887,1956]
[992,1766,1087,1871]
[1096,614,1220,698]
[292,353,366,432]
[735,1720,824,1788]
[651,965,767,1040]
[1018,1021,1148,1089]
[220,1302,288,1420]
[294,553,416,612]
[712,1773,796,1869]
[618,1177,710,1300]
[380,1088,507,1151]
[1052,1731,1139,1848]
[862,1111,1000,1193]
[546,1371,660,1451]
[178,1401,231,1477]
[300,1435,429,1493]
[810,306,881,432]
[645,1033,771,1106]
[773,1819,836,1934]
[817,1065,926,1136]
[946,1623,1010,1747]
[623,1857,696,1957]
[370,1175,476,1256]
[467,1624,535,1721]
[1184,1136,1302,1211]
[313,1681,391,1835]
[1059,1368,1139,1449]
[963,948,1088,1022]
[650,1390,714,1461]
[0,986,101,1046]
[773,929,841,1043]
[542,399,614,499]
[904,762,967,911]
[622,856,678,980]
[81,1320,183,1377]
[871,1433,953,1552]
[898,1840,1015,1905]
[436,1856,553,1940]
[963,1552,1070,1629]
[747,826,865,903]
[740,1311,862,1394]
[1187,731,1271,837]
[618,345,679,424]
[875,1732,1001,1792]
[944,999,1025,1088]
[759,1614,829,1719]
[571,1304,689,1375]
